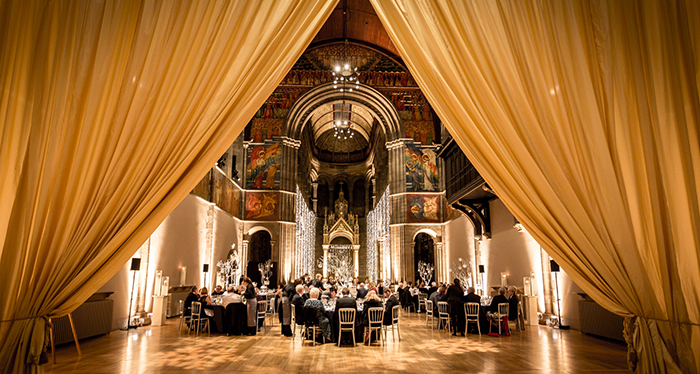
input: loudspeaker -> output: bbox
[130,258,141,271]
[203,264,209,272]
[550,259,560,272]
[478,265,485,273]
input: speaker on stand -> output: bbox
[550,259,570,330]
[127,258,141,329]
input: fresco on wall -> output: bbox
[245,192,279,221]
[212,169,241,218]
[405,144,439,192]
[191,170,211,201]
[250,118,282,143]
[246,141,281,189]
[404,121,435,145]
[407,194,441,223]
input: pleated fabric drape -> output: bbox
[0,0,337,372]
[371,0,699,372]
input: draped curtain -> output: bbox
[371,0,699,373]
[0,0,337,372]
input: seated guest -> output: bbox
[507,286,519,321]
[368,282,378,294]
[419,282,429,295]
[312,273,323,288]
[303,288,331,343]
[361,291,383,344]
[429,284,447,317]
[211,285,224,296]
[464,286,481,304]
[329,286,338,301]
[464,286,485,333]
[222,286,242,307]
[183,285,199,316]
[489,287,509,314]
[356,283,368,300]
[427,282,438,296]
[383,289,399,325]
[291,284,305,319]
[198,287,212,305]
[336,288,357,310]
[377,280,384,295]
[447,279,466,336]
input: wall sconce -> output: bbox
[179,267,187,286]
[154,270,163,297]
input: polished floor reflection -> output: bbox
[44,312,629,373]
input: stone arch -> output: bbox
[285,82,403,142]
[413,228,438,241]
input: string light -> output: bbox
[295,185,315,279]
[366,186,391,283]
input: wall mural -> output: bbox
[245,192,279,221]
[250,118,282,143]
[405,144,439,192]
[246,141,281,189]
[212,168,241,218]
[407,194,441,223]
[191,170,211,201]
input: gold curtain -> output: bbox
[371,0,699,372]
[0,0,337,372]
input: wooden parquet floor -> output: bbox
[44,311,629,373]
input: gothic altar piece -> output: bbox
[322,188,360,278]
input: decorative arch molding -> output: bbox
[413,228,438,241]
[329,228,354,243]
[246,226,273,237]
[285,82,403,142]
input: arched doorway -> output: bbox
[248,231,276,287]
[414,233,435,286]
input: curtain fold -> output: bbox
[370,0,699,373]
[0,0,337,372]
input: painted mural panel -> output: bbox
[212,169,241,218]
[404,121,435,145]
[250,118,282,143]
[407,194,441,223]
[245,192,279,221]
[405,144,439,192]
[246,141,281,189]
[191,171,211,201]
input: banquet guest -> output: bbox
[303,288,331,343]
[507,286,519,321]
[377,280,384,295]
[429,285,447,317]
[279,280,297,337]
[242,277,257,336]
[447,279,466,336]
[212,285,224,296]
[360,291,383,344]
[198,287,212,305]
[356,283,368,300]
[312,274,323,288]
[409,282,420,312]
[383,289,399,325]
[489,287,509,314]
[336,288,357,309]
[419,282,429,295]
[291,284,305,319]
[368,282,378,294]
[329,286,338,301]
[183,286,199,317]
[464,286,486,333]
[222,286,241,307]
[427,282,438,296]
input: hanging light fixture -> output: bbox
[332,39,361,93]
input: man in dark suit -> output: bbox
[335,288,357,310]
[291,284,305,320]
[463,286,485,333]
[464,286,481,304]
[356,283,368,299]
[383,289,399,325]
[312,273,323,288]
[183,285,199,317]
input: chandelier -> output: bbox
[332,40,360,93]
[332,101,354,140]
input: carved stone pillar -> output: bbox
[311,182,318,214]
[353,245,360,277]
[322,245,329,278]
[241,240,249,278]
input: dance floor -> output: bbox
[44,311,629,373]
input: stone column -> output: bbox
[241,240,249,279]
[311,182,318,214]
[322,245,329,278]
[353,245,360,277]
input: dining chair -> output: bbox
[178,300,190,332]
[464,302,481,336]
[302,306,321,346]
[256,300,268,333]
[425,300,435,329]
[418,293,428,312]
[291,304,306,339]
[490,303,509,335]
[382,304,401,342]
[366,307,385,346]
[437,301,450,333]
[337,308,356,346]
[266,294,275,325]
[189,302,209,336]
